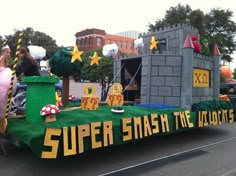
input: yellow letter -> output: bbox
[41,128,61,159]
[160,114,169,132]
[63,126,77,156]
[218,110,222,124]
[202,111,208,127]
[143,115,152,137]
[221,110,228,124]
[133,117,143,139]
[185,110,194,128]
[173,112,180,130]
[91,122,102,149]
[198,111,203,127]
[151,113,159,134]
[229,109,234,123]
[212,111,218,125]
[103,121,113,147]
[78,124,90,154]
[122,118,132,141]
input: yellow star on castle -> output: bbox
[90,52,101,65]
[150,36,158,50]
[70,45,83,63]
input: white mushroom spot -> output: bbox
[51,109,56,114]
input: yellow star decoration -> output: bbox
[70,45,83,63]
[90,52,101,66]
[149,36,158,50]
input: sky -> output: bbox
[1,0,236,68]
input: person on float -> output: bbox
[201,38,210,56]
[191,35,201,53]
[0,45,17,120]
[16,47,40,79]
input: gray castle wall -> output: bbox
[140,54,182,107]
[114,24,220,109]
[139,23,198,55]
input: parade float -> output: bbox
[1,24,235,159]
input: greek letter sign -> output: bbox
[193,68,210,87]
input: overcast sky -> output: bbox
[1,0,235,46]
[1,0,236,67]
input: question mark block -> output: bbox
[81,97,99,110]
[108,94,123,106]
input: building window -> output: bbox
[89,37,92,45]
[97,37,101,46]
[81,39,84,46]
[119,41,122,48]
[129,43,133,49]
[124,42,127,49]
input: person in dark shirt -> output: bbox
[16,47,40,78]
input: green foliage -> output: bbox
[0,36,5,46]
[80,49,113,83]
[80,49,113,101]
[165,4,192,25]
[148,4,236,62]
[111,105,124,110]
[191,100,233,111]
[220,73,226,83]
[49,48,83,78]
[233,68,236,79]
[7,57,15,69]
[220,72,226,83]
[1,27,60,59]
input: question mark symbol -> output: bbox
[90,97,97,110]
[117,94,122,105]
[82,97,88,109]
[109,95,114,106]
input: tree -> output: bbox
[80,49,113,101]
[49,48,83,105]
[0,36,4,45]
[3,27,60,61]
[220,72,226,83]
[164,4,192,25]
[148,4,192,31]
[203,9,236,62]
[233,68,236,80]
[148,4,236,63]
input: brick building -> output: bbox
[75,28,138,55]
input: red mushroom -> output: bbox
[41,104,60,123]
[68,94,76,101]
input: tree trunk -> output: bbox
[101,82,106,101]
[62,77,70,106]
[101,81,111,101]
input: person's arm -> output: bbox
[16,59,32,77]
